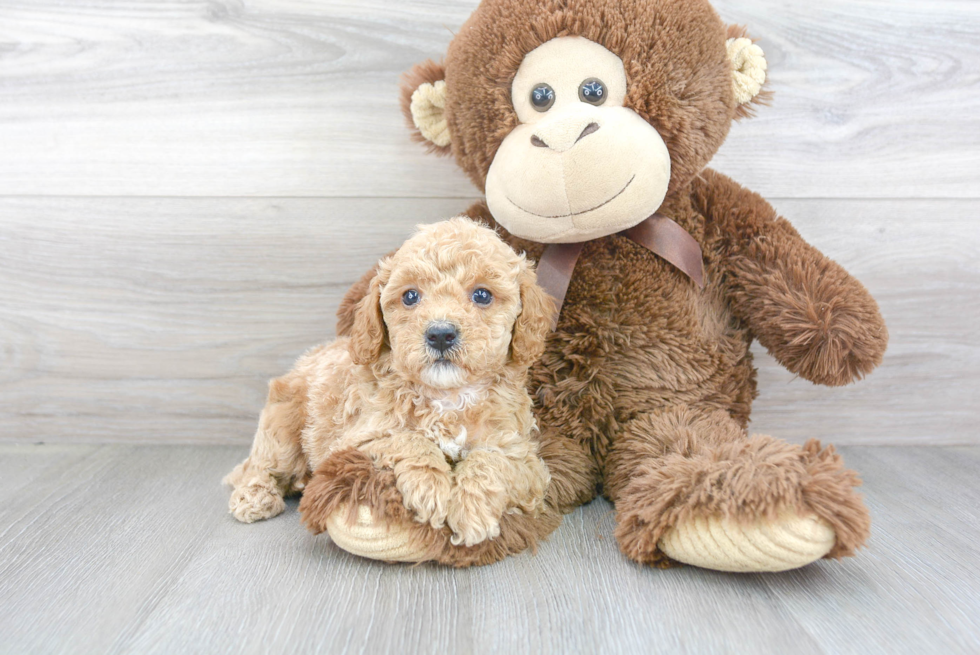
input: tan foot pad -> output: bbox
[659,510,836,573]
[325,505,428,563]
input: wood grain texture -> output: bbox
[0,196,462,443]
[0,444,977,655]
[1,196,977,446]
[0,0,977,198]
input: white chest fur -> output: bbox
[438,426,469,463]
[428,385,489,463]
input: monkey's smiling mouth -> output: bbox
[506,175,635,219]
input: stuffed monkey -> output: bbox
[300,0,887,572]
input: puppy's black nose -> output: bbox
[426,322,458,354]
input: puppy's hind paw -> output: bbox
[229,484,285,523]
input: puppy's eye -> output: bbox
[578,78,606,105]
[471,288,493,306]
[530,83,555,112]
[402,289,421,306]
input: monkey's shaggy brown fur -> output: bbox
[312,0,886,567]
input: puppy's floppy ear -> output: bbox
[348,272,387,365]
[400,60,452,155]
[510,258,557,368]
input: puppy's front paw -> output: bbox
[229,484,285,523]
[397,468,452,529]
[447,486,504,547]
[510,491,547,518]
[513,457,550,517]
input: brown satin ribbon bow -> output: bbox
[535,213,705,329]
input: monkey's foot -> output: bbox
[659,510,836,573]
[301,448,564,567]
[325,505,428,563]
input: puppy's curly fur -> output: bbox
[223,218,556,547]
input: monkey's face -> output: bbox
[401,0,769,245]
[485,37,671,243]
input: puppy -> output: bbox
[223,218,555,547]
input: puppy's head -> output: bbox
[349,217,555,389]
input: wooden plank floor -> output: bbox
[1,444,977,655]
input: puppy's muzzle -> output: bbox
[425,321,459,355]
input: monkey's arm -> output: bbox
[693,169,887,387]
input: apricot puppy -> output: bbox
[223,217,555,547]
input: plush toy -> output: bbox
[305,0,888,572]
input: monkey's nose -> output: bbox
[425,322,458,354]
[530,122,600,151]
[576,122,600,141]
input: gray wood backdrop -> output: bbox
[1,0,978,446]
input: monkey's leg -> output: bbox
[224,372,310,523]
[603,405,870,572]
[299,427,598,566]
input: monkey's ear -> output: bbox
[726,26,770,119]
[400,60,452,154]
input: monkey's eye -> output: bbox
[530,84,555,112]
[471,288,493,306]
[578,78,607,105]
[402,289,421,306]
